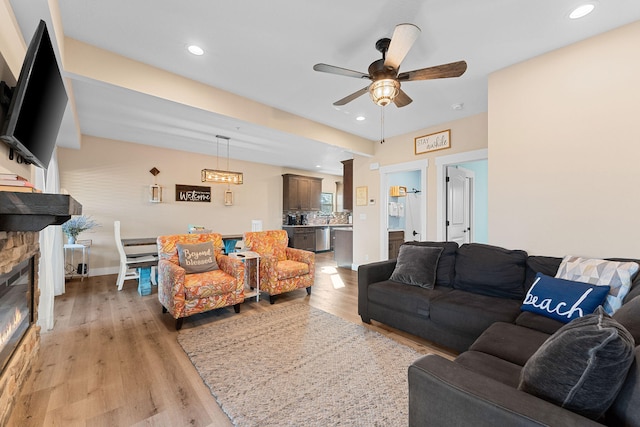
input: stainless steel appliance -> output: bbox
[315,227,330,252]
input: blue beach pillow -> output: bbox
[521,273,610,323]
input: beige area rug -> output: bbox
[177,303,427,427]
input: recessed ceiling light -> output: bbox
[569,4,595,19]
[315,165,321,168]
[187,45,204,56]
[451,103,464,110]
[356,115,366,121]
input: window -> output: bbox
[320,192,333,214]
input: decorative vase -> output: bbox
[68,236,76,245]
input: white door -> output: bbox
[446,166,473,245]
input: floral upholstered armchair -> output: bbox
[157,233,245,330]
[243,230,315,304]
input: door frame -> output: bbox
[436,149,488,241]
[379,159,428,260]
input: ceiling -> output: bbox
[8,1,640,175]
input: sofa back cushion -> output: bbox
[402,241,459,287]
[613,295,640,343]
[525,256,563,291]
[607,346,640,426]
[453,243,528,300]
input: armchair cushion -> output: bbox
[183,268,239,299]
[276,260,310,280]
[177,241,219,273]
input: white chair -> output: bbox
[114,221,158,291]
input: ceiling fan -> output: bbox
[313,24,467,108]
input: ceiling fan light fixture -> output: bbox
[370,79,400,107]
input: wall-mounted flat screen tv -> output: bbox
[0,20,68,169]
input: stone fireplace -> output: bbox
[0,192,80,425]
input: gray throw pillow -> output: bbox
[389,245,443,289]
[176,242,219,274]
[518,307,635,420]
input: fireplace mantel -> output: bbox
[0,192,82,232]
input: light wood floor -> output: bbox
[7,252,456,427]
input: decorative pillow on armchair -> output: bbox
[555,256,640,314]
[518,307,635,420]
[389,245,443,289]
[177,242,219,273]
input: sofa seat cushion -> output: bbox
[184,270,238,299]
[469,322,551,366]
[515,311,564,335]
[453,243,528,299]
[275,260,309,280]
[368,281,452,318]
[455,350,523,388]
[429,289,522,337]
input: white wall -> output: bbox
[488,20,640,258]
[57,135,341,275]
[352,113,488,267]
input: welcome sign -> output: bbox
[176,184,211,202]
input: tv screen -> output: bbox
[0,20,68,169]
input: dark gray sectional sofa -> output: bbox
[358,242,530,352]
[357,242,640,426]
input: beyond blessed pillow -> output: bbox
[521,273,610,323]
[390,245,443,289]
[177,242,219,274]
[556,256,640,315]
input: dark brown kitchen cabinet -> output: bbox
[389,230,404,259]
[283,174,322,211]
[292,228,316,251]
[341,159,353,211]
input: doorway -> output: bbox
[446,165,474,245]
[379,160,428,260]
[436,149,488,243]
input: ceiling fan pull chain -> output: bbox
[380,106,385,144]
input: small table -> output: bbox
[64,242,90,281]
[229,251,260,302]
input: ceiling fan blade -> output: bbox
[398,60,468,81]
[313,63,369,79]
[393,89,413,108]
[384,23,421,70]
[333,86,370,106]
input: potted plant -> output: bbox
[62,215,99,244]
